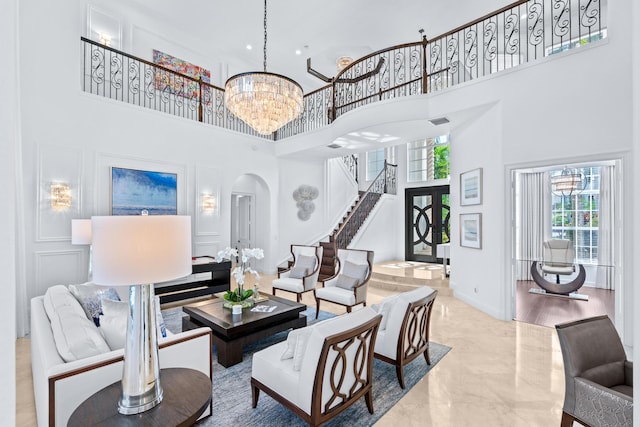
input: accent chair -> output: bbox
[313,248,374,318]
[371,286,437,388]
[555,315,633,427]
[272,244,323,303]
[251,308,382,427]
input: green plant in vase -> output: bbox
[217,247,264,309]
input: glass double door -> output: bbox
[405,186,450,263]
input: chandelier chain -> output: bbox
[263,0,267,72]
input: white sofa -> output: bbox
[30,286,213,427]
[251,307,381,427]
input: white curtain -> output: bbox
[516,172,550,280]
[596,166,615,290]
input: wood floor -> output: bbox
[514,280,615,328]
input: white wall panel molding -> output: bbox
[34,250,84,298]
[194,240,221,258]
[35,145,83,242]
[195,166,221,237]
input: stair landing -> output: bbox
[369,260,452,296]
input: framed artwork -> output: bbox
[111,167,177,215]
[153,49,211,99]
[460,213,482,249]
[460,168,483,206]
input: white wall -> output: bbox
[276,158,326,263]
[1,0,18,423]
[631,0,640,422]
[348,195,399,263]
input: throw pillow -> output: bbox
[44,285,111,361]
[281,327,312,360]
[99,295,167,351]
[293,330,311,371]
[342,261,369,285]
[68,282,121,326]
[288,266,308,279]
[334,274,360,290]
[295,254,316,272]
[99,299,129,351]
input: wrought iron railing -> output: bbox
[277,0,606,137]
[342,155,358,183]
[81,37,272,140]
[81,0,605,141]
[333,162,397,249]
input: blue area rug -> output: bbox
[163,306,450,426]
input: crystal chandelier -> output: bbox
[551,166,586,198]
[224,0,303,136]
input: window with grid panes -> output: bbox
[366,149,385,181]
[407,135,450,182]
[550,167,600,264]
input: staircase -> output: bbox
[317,162,397,282]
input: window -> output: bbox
[407,135,450,182]
[551,167,600,264]
[366,149,385,181]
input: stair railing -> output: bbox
[342,154,358,183]
[333,161,397,249]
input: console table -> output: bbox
[67,368,211,427]
[156,257,231,304]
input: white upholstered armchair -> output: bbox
[371,286,437,388]
[541,239,575,283]
[272,245,323,302]
[251,308,382,427]
[314,248,374,318]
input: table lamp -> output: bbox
[91,215,192,415]
[71,219,92,280]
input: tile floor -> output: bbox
[16,261,570,426]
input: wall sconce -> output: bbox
[202,193,217,213]
[98,32,112,47]
[51,183,71,210]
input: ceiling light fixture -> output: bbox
[224,0,303,136]
[336,56,354,72]
[551,166,586,198]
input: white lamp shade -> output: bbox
[91,215,192,286]
[71,219,92,245]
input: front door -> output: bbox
[405,186,450,263]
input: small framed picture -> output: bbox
[460,213,482,249]
[460,168,482,206]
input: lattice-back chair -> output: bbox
[251,308,382,427]
[313,248,374,318]
[372,287,437,388]
[272,244,323,302]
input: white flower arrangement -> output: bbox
[217,247,264,302]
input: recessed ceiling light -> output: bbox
[327,143,343,149]
[295,49,301,55]
[246,44,253,50]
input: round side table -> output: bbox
[68,368,211,427]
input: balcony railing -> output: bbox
[81,0,606,141]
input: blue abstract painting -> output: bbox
[111,167,177,215]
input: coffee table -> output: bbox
[183,293,307,367]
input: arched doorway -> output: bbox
[230,174,270,273]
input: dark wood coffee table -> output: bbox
[183,293,307,367]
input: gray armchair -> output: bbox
[555,315,633,427]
